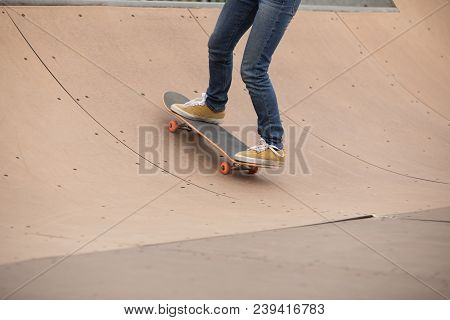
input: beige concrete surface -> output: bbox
[392,207,450,222]
[0,0,449,298]
[1,209,449,299]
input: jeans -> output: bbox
[206,0,302,149]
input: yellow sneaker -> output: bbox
[170,93,225,124]
[234,138,286,167]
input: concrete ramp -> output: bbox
[0,0,449,298]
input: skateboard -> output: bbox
[163,91,260,175]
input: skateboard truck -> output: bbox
[168,119,191,133]
[219,161,258,175]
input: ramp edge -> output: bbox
[1,0,399,12]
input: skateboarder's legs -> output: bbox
[171,0,301,167]
[205,0,258,111]
[207,0,301,150]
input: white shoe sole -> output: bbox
[170,104,223,125]
[233,154,284,167]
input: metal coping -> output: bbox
[0,0,399,12]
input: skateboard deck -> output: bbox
[163,91,260,175]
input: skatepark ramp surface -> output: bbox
[0,0,449,298]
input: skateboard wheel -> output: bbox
[248,166,259,174]
[220,162,231,175]
[168,120,178,133]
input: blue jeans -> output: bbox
[206,0,302,149]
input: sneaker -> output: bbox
[170,93,225,124]
[234,138,286,167]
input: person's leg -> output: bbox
[205,0,259,112]
[240,0,302,149]
[170,0,258,124]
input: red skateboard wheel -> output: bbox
[220,162,231,175]
[168,119,178,133]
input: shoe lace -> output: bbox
[249,138,283,157]
[184,93,207,107]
